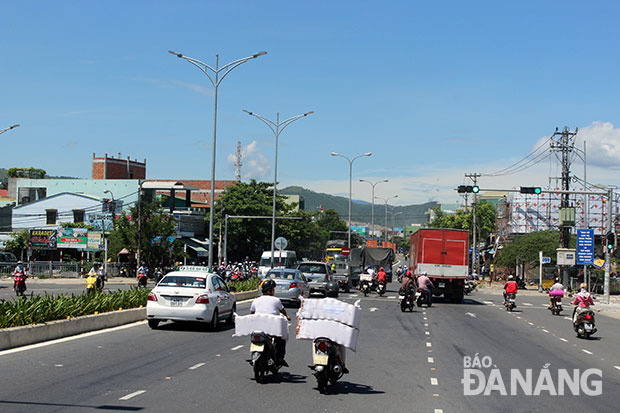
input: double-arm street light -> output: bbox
[0,124,20,135]
[244,110,313,268]
[168,49,267,270]
[375,194,398,244]
[331,152,372,248]
[359,179,388,239]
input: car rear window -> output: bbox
[266,271,296,280]
[298,264,326,273]
[159,276,206,288]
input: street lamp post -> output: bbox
[102,190,115,278]
[331,152,372,248]
[375,195,398,244]
[0,124,20,135]
[243,110,313,268]
[169,49,267,271]
[359,179,388,240]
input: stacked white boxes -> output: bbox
[295,298,361,350]
[233,313,289,341]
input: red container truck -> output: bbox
[408,228,469,303]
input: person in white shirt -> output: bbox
[251,279,290,367]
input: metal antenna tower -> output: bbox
[234,141,243,181]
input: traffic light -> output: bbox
[457,185,480,193]
[605,232,616,253]
[520,186,542,195]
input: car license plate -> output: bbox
[171,297,183,307]
[279,285,288,290]
[438,282,445,288]
[584,323,593,332]
[250,343,264,352]
[313,354,329,365]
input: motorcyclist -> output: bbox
[400,271,416,294]
[416,271,434,305]
[376,266,387,284]
[503,275,518,303]
[86,268,98,294]
[13,261,28,293]
[548,277,565,309]
[88,263,104,290]
[250,279,290,367]
[572,283,594,322]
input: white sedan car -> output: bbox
[146,266,236,330]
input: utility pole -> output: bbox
[465,173,481,274]
[234,141,242,181]
[550,127,578,287]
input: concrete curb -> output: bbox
[0,308,146,351]
[232,289,260,302]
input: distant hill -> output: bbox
[280,186,436,227]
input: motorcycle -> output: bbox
[549,296,563,315]
[504,293,517,312]
[96,274,105,292]
[377,281,386,297]
[415,288,431,307]
[248,332,281,383]
[399,287,415,312]
[14,272,27,297]
[464,280,476,295]
[310,337,344,394]
[573,309,597,339]
[137,271,148,288]
[359,274,372,297]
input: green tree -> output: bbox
[495,230,563,268]
[429,201,496,242]
[108,198,183,269]
[7,167,47,179]
[4,229,29,260]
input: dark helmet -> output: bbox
[262,279,276,293]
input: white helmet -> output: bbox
[421,271,427,276]
[508,275,514,280]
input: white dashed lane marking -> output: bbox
[563,317,572,321]
[231,345,244,351]
[119,390,146,401]
[188,363,206,370]
[542,329,549,333]
[425,331,430,335]
[483,301,494,305]
[528,322,534,326]
[522,303,533,306]
[430,377,438,385]
[428,357,434,363]
[560,338,568,342]
[614,366,620,371]
[434,410,444,413]
[426,342,432,348]
[582,349,593,355]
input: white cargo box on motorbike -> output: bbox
[296,318,359,351]
[359,273,373,282]
[233,313,289,341]
[297,297,361,329]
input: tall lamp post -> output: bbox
[0,124,20,135]
[331,152,372,248]
[360,179,388,240]
[375,195,398,244]
[102,190,115,277]
[169,49,267,271]
[243,110,313,268]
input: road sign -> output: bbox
[341,246,351,256]
[576,229,594,265]
[274,237,288,250]
[541,257,551,264]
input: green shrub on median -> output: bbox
[229,276,260,293]
[0,288,150,329]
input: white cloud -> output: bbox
[169,79,212,97]
[575,121,620,169]
[226,140,272,180]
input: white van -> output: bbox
[258,250,298,278]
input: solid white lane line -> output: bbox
[189,363,206,370]
[428,357,434,363]
[582,349,593,355]
[119,390,146,401]
[231,345,244,351]
[0,321,146,357]
[560,338,568,342]
[430,377,438,385]
[522,303,533,306]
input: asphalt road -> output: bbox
[1,283,619,412]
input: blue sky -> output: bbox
[2,1,620,207]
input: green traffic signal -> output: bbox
[520,186,542,194]
[472,186,480,193]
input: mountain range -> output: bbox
[280,186,436,227]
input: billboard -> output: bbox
[86,213,114,231]
[351,226,369,235]
[87,232,105,251]
[29,229,57,249]
[57,228,88,249]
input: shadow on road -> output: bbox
[151,320,234,333]
[0,400,143,411]
[325,381,385,395]
[266,371,308,384]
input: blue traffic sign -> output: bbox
[576,229,594,265]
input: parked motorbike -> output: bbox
[14,272,27,297]
[399,287,415,312]
[248,332,281,383]
[310,337,344,394]
[504,293,517,312]
[415,288,431,307]
[573,309,597,339]
[549,296,563,315]
[377,281,386,297]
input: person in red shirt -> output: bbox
[503,275,518,303]
[376,267,387,284]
